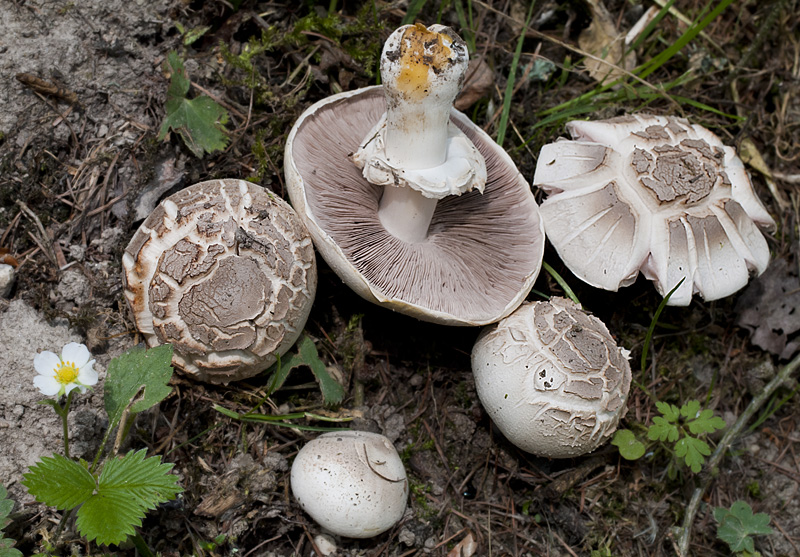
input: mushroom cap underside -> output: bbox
[285,86,545,326]
[122,179,317,383]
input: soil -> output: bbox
[1,0,799,556]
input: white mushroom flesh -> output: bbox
[472,298,632,458]
[290,431,408,538]
[352,24,487,243]
[122,179,316,383]
[533,114,775,305]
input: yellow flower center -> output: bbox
[54,361,79,385]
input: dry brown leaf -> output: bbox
[447,531,478,557]
[578,0,636,85]
[736,259,800,360]
[455,56,494,111]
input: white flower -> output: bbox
[33,342,98,397]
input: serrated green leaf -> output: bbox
[21,454,95,510]
[0,540,24,557]
[157,51,229,158]
[647,416,680,443]
[680,399,701,420]
[164,51,189,99]
[611,429,646,460]
[655,401,681,423]
[714,501,773,553]
[76,449,182,546]
[687,408,727,435]
[298,337,345,407]
[674,435,711,473]
[104,344,174,431]
[0,486,12,522]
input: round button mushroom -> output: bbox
[122,179,317,383]
[290,431,408,538]
[533,114,775,306]
[285,24,544,326]
[472,297,632,458]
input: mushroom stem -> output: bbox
[378,185,438,243]
[383,101,450,170]
[352,23,486,243]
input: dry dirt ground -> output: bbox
[1,0,799,556]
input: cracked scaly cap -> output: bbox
[122,179,316,383]
[533,114,775,305]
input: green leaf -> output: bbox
[76,449,182,546]
[104,344,174,431]
[298,337,345,406]
[611,429,646,460]
[714,501,773,553]
[655,401,681,423]
[0,486,22,557]
[680,400,701,420]
[0,486,13,528]
[158,51,230,158]
[674,435,711,473]
[21,454,95,510]
[647,416,680,443]
[687,408,727,436]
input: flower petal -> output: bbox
[77,361,99,387]
[541,182,650,291]
[33,351,60,377]
[34,375,61,396]
[63,383,79,396]
[61,342,92,367]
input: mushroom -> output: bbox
[122,179,317,383]
[471,297,631,458]
[290,430,408,538]
[285,24,544,326]
[533,114,775,306]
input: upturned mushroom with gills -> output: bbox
[285,24,544,326]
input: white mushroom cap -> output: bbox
[290,430,408,538]
[471,298,632,458]
[122,179,316,383]
[285,85,544,326]
[533,114,775,306]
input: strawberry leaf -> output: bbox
[157,51,229,157]
[714,500,773,553]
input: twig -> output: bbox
[675,352,800,556]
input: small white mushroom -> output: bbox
[471,297,632,458]
[290,430,408,538]
[0,263,15,298]
[533,114,775,306]
[122,179,316,383]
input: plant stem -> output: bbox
[674,352,800,555]
[60,391,74,459]
[130,531,156,557]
